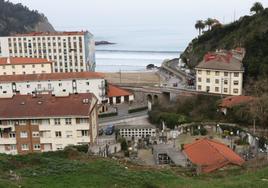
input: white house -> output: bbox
[195,49,245,96]
[0,72,107,103]
[0,57,52,76]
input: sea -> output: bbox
[94,25,191,72]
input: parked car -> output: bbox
[105,125,115,135]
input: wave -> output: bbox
[96,49,182,54]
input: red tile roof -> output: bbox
[108,84,132,97]
[219,96,255,108]
[0,72,104,83]
[0,57,52,65]
[12,31,86,37]
[183,138,245,173]
[0,93,97,119]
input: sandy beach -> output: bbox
[102,71,161,86]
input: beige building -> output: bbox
[0,57,52,76]
[195,50,244,96]
[0,93,98,155]
[0,31,96,72]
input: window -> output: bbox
[55,131,62,138]
[215,71,220,76]
[66,131,73,138]
[86,82,90,86]
[10,145,17,150]
[54,118,61,125]
[206,86,210,92]
[215,79,219,84]
[9,132,16,138]
[215,87,219,92]
[224,72,228,76]
[224,88,228,93]
[59,83,62,87]
[233,81,239,85]
[234,72,239,77]
[233,89,239,94]
[206,70,211,75]
[20,131,28,138]
[206,78,210,83]
[224,80,228,85]
[198,70,202,74]
[37,84,41,89]
[21,144,29,151]
[27,84,30,88]
[65,118,72,125]
[31,119,39,125]
[198,77,202,82]
[33,144,41,150]
[56,144,63,150]
[32,64,35,68]
[81,130,89,137]
[32,132,40,137]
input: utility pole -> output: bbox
[253,118,256,135]
[119,69,122,84]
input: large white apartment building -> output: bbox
[195,50,244,96]
[0,72,107,103]
[0,57,52,76]
[0,31,96,72]
[0,93,98,155]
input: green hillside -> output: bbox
[0,0,54,36]
[181,8,268,80]
[0,147,268,188]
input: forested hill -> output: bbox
[181,8,268,80]
[0,0,55,36]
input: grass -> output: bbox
[0,148,268,188]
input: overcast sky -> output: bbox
[8,0,268,50]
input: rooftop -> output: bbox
[0,72,104,83]
[11,31,87,37]
[183,138,245,173]
[108,84,132,97]
[195,52,244,71]
[0,93,97,119]
[219,96,255,108]
[0,57,52,65]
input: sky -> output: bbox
[8,0,268,51]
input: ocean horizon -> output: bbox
[94,25,189,72]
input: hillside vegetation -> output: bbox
[181,8,268,81]
[0,147,268,188]
[0,0,55,36]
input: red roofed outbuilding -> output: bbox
[107,84,134,104]
[183,138,245,173]
[219,96,255,115]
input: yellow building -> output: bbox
[0,57,52,76]
[195,51,244,96]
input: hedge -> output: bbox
[128,106,148,113]
[98,112,118,118]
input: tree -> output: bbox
[205,18,214,30]
[250,2,264,14]
[195,20,205,36]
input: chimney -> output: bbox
[6,57,11,64]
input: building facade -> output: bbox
[0,57,52,76]
[0,31,96,72]
[0,72,107,103]
[195,50,244,96]
[0,93,98,155]
[117,124,156,140]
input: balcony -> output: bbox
[0,138,16,145]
